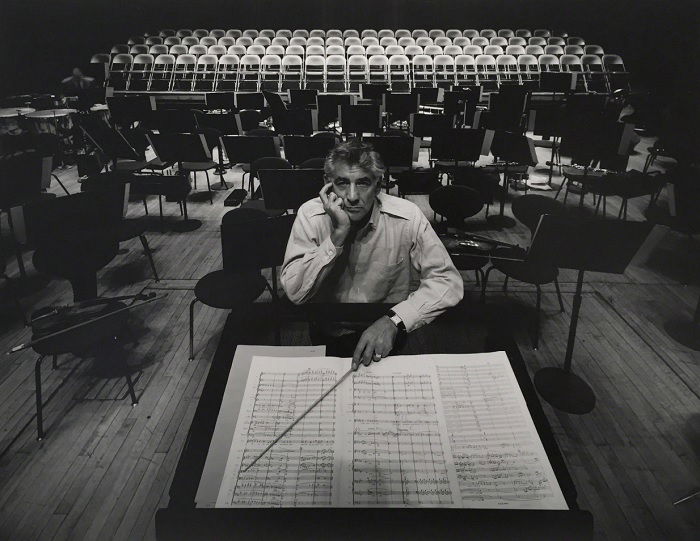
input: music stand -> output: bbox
[259,168,325,211]
[272,108,319,136]
[205,93,237,111]
[360,83,389,103]
[235,92,266,111]
[431,128,493,167]
[339,104,382,137]
[527,101,567,185]
[528,214,652,413]
[409,113,455,138]
[382,92,420,130]
[106,95,154,129]
[220,135,280,202]
[363,136,420,189]
[317,93,354,129]
[289,89,318,110]
[540,72,577,95]
[147,132,211,232]
[487,131,538,229]
[281,135,336,166]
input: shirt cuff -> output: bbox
[391,300,421,334]
[320,236,342,264]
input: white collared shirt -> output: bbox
[280,192,464,332]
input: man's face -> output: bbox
[328,162,381,223]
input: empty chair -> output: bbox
[246,44,266,58]
[453,37,470,48]
[496,54,520,85]
[226,29,242,38]
[509,37,527,47]
[325,54,347,92]
[342,29,358,38]
[548,37,565,46]
[130,44,148,55]
[326,45,345,57]
[290,37,307,47]
[236,36,253,48]
[216,54,239,90]
[444,45,462,57]
[276,29,292,38]
[193,29,209,38]
[412,29,428,38]
[128,53,154,91]
[182,36,199,46]
[281,54,303,90]
[455,54,478,86]
[560,54,586,91]
[506,45,525,56]
[128,35,146,45]
[260,54,283,91]
[91,53,110,64]
[149,44,168,55]
[271,36,289,47]
[310,29,325,38]
[463,45,483,56]
[475,54,498,90]
[285,45,305,58]
[378,29,394,39]
[345,36,362,47]
[208,45,226,57]
[484,45,504,56]
[533,29,551,37]
[395,29,411,39]
[498,29,515,38]
[347,55,369,91]
[480,28,497,38]
[429,29,446,39]
[146,36,163,45]
[525,45,544,56]
[446,29,462,39]
[243,29,259,38]
[326,36,343,47]
[164,36,181,46]
[368,54,389,84]
[176,29,193,38]
[463,29,479,39]
[388,54,410,90]
[189,45,207,56]
[362,36,380,47]
[109,53,133,90]
[404,45,423,60]
[200,36,217,47]
[412,54,434,87]
[293,29,310,38]
[347,44,366,58]
[518,54,540,87]
[306,45,325,57]
[253,36,271,47]
[307,36,324,47]
[150,54,175,90]
[362,29,378,38]
[545,45,564,56]
[415,36,433,48]
[515,29,532,38]
[193,54,218,91]
[490,36,508,47]
[210,29,225,38]
[424,45,443,57]
[238,54,262,91]
[304,55,326,91]
[227,45,246,56]
[603,54,630,91]
[565,45,584,55]
[266,45,285,56]
[259,29,275,39]
[380,36,398,47]
[472,36,489,48]
[172,53,197,90]
[434,54,456,86]
[327,29,343,38]
[529,36,546,47]
[366,44,385,57]
[160,29,176,37]
[567,36,585,46]
[398,36,415,48]
[584,44,605,55]
[538,54,560,72]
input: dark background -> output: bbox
[1,0,697,98]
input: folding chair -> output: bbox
[434,54,456,87]
[128,53,154,91]
[347,55,369,92]
[412,55,435,88]
[109,54,133,90]
[238,54,261,91]
[172,54,197,90]
[260,54,282,91]
[215,54,239,90]
[455,54,478,87]
[304,55,326,91]
[368,54,389,85]
[496,54,520,86]
[281,54,303,90]
[475,54,498,91]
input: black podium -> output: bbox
[529,214,652,414]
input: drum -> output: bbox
[0,107,35,135]
[90,103,110,124]
[25,109,77,136]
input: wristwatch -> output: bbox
[387,310,406,333]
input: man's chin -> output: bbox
[346,209,368,221]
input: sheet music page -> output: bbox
[215,356,347,507]
[216,352,567,510]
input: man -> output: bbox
[61,68,95,96]
[281,139,463,369]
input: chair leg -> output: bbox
[502,275,509,293]
[533,285,542,350]
[124,371,138,406]
[35,355,45,440]
[52,173,70,195]
[554,277,565,312]
[139,234,159,282]
[480,266,495,303]
[205,171,213,204]
[474,269,480,287]
[158,195,164,231]
[554,178,565,200]
[143,197,149,215]
[189,298,198,361]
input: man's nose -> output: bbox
[347,184,359,203]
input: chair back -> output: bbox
[429,185,484,228]
[221,209,296,272]
[512,194,567,237]
[250,156,292,180]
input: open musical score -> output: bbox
[215,353,568,509]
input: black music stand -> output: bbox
[205,92,237,111]
[486,131,538,229]
[529,214,652,414]
[147,132,210,232]
[106,95,154,129]
[272,108,318,136]
[360,83,389,103]
[220,135,280,203]
[259,169,324,211]
[235,92,266,111]
[339,104,382,137]
[289,89,318,110]
[431,128,493,167]
[527,101,567,185]
[364,136,420,191]
[282,135,336,167]
[317,93,354,129]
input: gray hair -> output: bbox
[323,138,385,182]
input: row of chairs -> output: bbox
[107,43,604,59]
[121,35,587,49]
[139,28,568,40]
[106,52,625,93]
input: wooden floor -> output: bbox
[0,131,698,540]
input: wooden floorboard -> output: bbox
[0,131,698,540]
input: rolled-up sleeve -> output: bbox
[280,206,342,304]
[391,211,464,332]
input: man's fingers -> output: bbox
[319,182,332,205]
[352,335,369,370]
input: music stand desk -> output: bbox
[258,168,324,211]
[157,302,592,540]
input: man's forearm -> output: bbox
[280,236,343,304]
